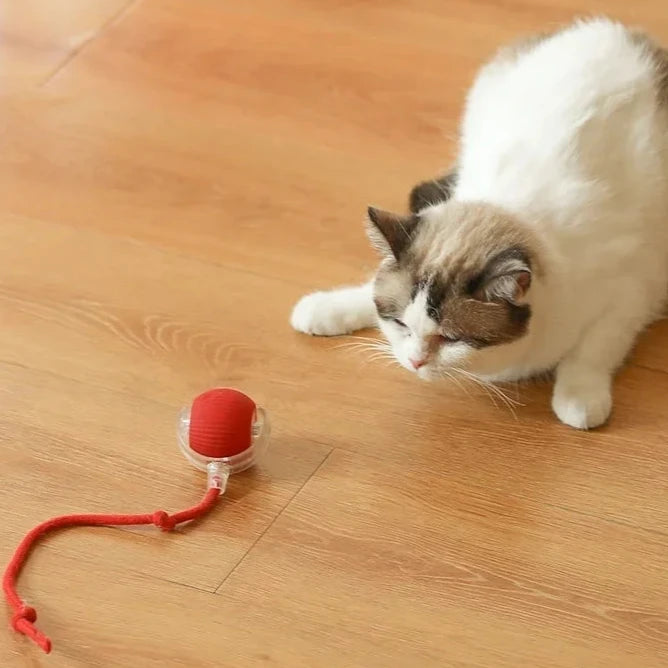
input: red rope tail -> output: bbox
[3,487,220,653]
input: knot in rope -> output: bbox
[152,510,177,531]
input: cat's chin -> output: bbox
[415,366,437,381]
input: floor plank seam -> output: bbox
[141,572,215,595]
[39,0,140,88]
[631,362,668,375]
[212,447,336,594]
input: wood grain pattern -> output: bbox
[4,451,667,667]
[213,450,668,668]
[1,1,668,666]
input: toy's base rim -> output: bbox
[176,405,270,475]
[178,439,257,474]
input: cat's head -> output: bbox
[367,200,541,379]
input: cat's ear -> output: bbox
[408,170,458,213]
[366,207,420,259]
[473,247,532,304]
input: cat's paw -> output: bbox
[551,370,612,430]
[291,291,359,336]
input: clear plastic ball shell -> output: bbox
[177,405,270,474]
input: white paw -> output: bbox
[552,371,612,430]
[290,291,359,336]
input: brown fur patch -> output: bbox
[410,202,544,279]
[439,294,531,348]
[373,202,543,347]
[629,28,668,106]
[366,207,420,259]
[373,261,412,320]
[423,244,533,347]
[657,49,668,105]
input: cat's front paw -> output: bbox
[551,370,612,429]
[291,291,357,336]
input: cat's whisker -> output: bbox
[488,381,524,408]
[453,368,519,418]
[339,335,385,344]
[457,369,521,420]
[486,384,520,419]
[333,342,378,352]
[479,377,517,406]
[333,340,392,357]
[368,353,398,363]
[332,338,382,348]
[442,369,473,398]
[459,371,501,410]
[455,368,516,402]
[502,380,524,404]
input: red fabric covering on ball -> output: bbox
[189,388,256,459]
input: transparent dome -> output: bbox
[177,405,270,475]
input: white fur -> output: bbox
[291,283,377,335]
[292,19,668,429]
[379,289,471,377]
[453,19,668,427]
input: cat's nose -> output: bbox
[410,357,427,370]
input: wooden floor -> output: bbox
[2,1,668,666]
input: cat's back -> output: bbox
[456,18,668,217]
[477,19,657,112]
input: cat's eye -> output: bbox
[393,318,407,328]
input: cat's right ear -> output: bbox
[366,207,420,260]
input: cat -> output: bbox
[291,18,668,429]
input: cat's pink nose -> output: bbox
[410,357,426,370]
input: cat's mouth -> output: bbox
[414,364,436,381]
[397,353,437,379]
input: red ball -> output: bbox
[188,389,257,459]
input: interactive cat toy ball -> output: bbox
[3,388,270,654]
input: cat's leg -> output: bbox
[291,282,377,336]
[551,308,648,429]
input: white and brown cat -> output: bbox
[291,18,668,429]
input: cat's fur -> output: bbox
[291,18,668,429]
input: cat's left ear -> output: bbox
[366,207,421,259]
[473,247,532,304]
